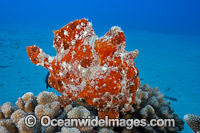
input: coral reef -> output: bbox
[119,84,184,133]
[62,105,94,132]
[10,109,26,125]
[0,91,114,133]
[0,84,184,133]
[0,119,18,132]
[1,102,17,118]
[184,114,200,132]
[17,117,36,133]
[22,92,34,102]
[16,92,37,112]
[37,91,58,105]
[26,18,140,118]
[35,101,61,120]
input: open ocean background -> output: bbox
[0,0,200,132]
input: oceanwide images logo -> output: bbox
[25,115,175,129]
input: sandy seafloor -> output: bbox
[0,24,200,133]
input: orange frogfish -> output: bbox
[26,19,140,119]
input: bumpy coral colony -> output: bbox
[26,19,140,118]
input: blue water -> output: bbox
[0,0,200,132]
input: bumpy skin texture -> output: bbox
[26,19,140,118]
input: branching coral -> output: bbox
[120,84,184,133]
[0,92,56,133]
[0,85,184,133]
[10,109,26,125]
[1,102,17,118]
[0,119,18,133]
[35,101,61,121]
[37,91,58,105]
[0,91,102,132]
[16,92,37,113]
[65,105,93,132]
[22,92,34,103]
[26,18,140,119]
